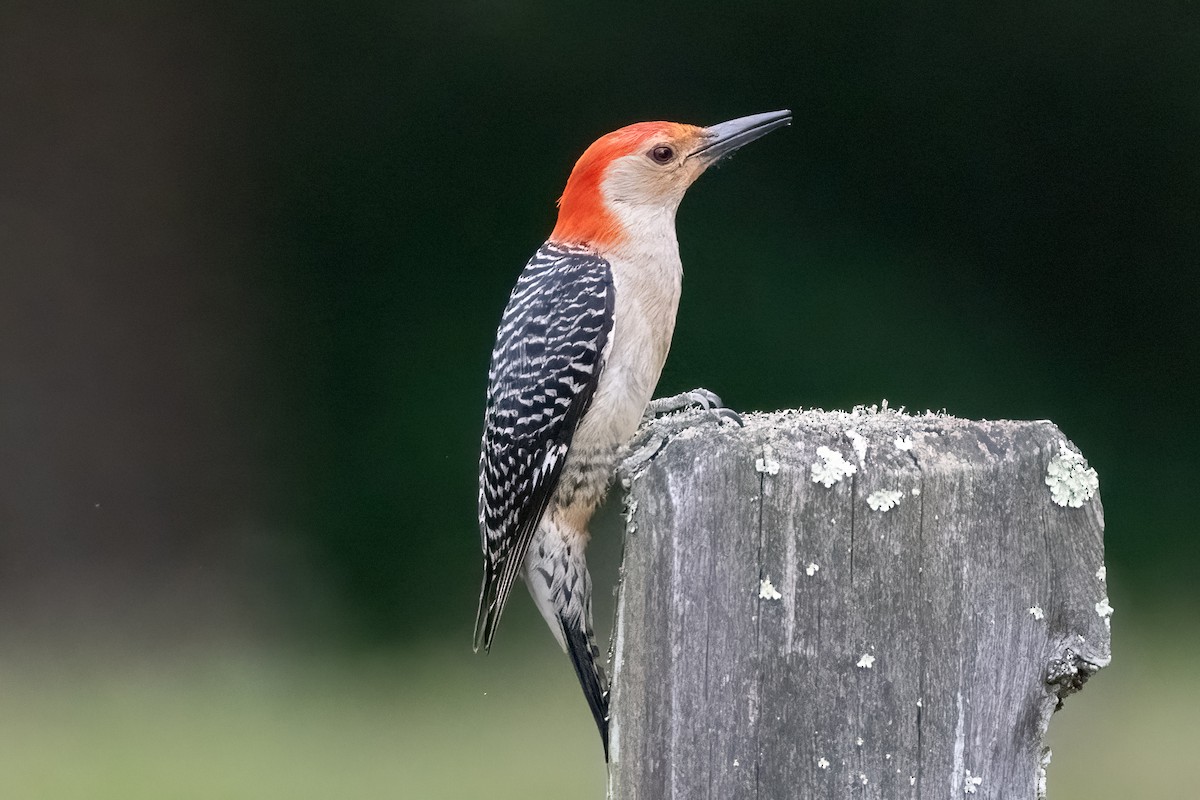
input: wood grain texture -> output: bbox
[607,409,1109,800]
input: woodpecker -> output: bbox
[475,110,791,759]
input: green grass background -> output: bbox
[3,607,1194,799]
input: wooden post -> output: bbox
[608,408,1110,799]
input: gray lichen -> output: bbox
[867,489,903,512]
[812,446,857,487]
[1045,441,1099,507]
[758,577,782,601]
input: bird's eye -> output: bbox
[649,145,675,164]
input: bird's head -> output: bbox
[551,110,791,250]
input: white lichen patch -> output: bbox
[855,736,864,746]
[1096,565,1107,581]
[759,577,782,601]
[856,653,876,669]
[894,436,913,451]
[1045,441,1099,507]
[622,496,639,535]
[812,446,857,487]
[845,428,868,464]
[805,562,820,577]
[867,489,903,512]
[755,457,779,475]
[911,486,921,496]
[817,756,830,770]
[755,444,780,475]
[964,770,983,794]
[1028,606,1045,620]
[1095,596,1114,619]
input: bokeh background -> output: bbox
[2,2,1197,797]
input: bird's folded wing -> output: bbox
[474,243,614,650]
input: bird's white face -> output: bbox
[599,126,711,213]
[551,121,704,249]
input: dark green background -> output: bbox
[2,1,1196,643]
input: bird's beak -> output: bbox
[689,109,792,164]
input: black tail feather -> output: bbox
[473,566,515,653]
[473,577,499,653]
[562,616,610,761]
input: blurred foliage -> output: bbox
[2,2,1198,640]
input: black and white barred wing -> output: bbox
[474,243,614,651]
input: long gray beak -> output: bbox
[689,109,792,163]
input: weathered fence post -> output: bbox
[608,407,1109,799]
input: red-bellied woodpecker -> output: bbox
[475,110,791,759]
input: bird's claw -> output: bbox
[710,406,744,427]
[621,389,742,486]
[645,388,743,427]
[618,431,668,488]
[685,388,724,412]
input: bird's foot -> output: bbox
[621,389,742,486]
[617,431,669,488]
[645,388,743,427]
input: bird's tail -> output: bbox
[561,610,610,761]
[473,567,505,653]
[524,526,611,760]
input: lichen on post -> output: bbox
[607,406,1109,800]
